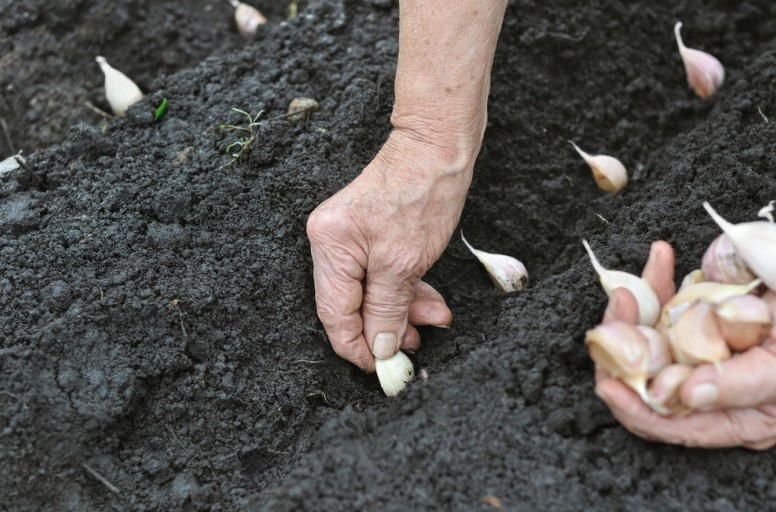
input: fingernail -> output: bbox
[431,323,451,329]
[373,332,398,359]
[604,293,619,320]
[688,382,718,410]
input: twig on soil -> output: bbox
[0,117,15,154]
[165,425,193,455]
[757,106,769,123]
[84,101,112,119]
[595,213,610,225]
[82,463,120,495]
[307,390,335,407]
[291,359,324,365]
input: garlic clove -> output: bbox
[462,232,528,292]
[585,321,651,405]
[703,202,776,291]
[674,22,724,98]
[568,141,628,193]
[714,295,773,352]
[229,0,268,35]
[95,56,143,116]
[701,233,756,285]
[648,364,693,415]
[375,351,415,397]
[656,279,761,334]
[287,97,320,125]
[671,301,731,370]
[679,268,706,291]
[758,200,775,224]
[582,239,660,326]
[636,325,673,378]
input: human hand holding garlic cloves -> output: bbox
[595,242,776,450]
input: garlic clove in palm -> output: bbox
[701,233,756,285]
[648,364,693,415]
[679,269,706,291]
[656,279,761,334]
[228,0,268,35]
[95,56,143,116]
[636,325,673,378]
[582,239,660,326]
[585,321,651,405]
[462,232,528,292]
[375,351,415,397]
[671,301,731,370]
[674,22,724,98]
[703,202,776,291]
[714,295,773,352]
[568,141,628,193]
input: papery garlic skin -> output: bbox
[375,351,415,397]
[714,295,773,352]
[703,202,776,291]
[674,22,724,98]
[701,234,756,285]
[95,56,143,116]
[582,239,660,326]
[568,141,627,193]
[679,269,705,291]
[462,232,528,292]
[636,325,673,378]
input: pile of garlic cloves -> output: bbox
[584,202,776,415]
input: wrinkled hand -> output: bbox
[307,130,474,372]
[595,241,776,450]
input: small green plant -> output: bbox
[154,97,169,121]
[217,108,264,169]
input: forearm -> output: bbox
[391,0,507,168]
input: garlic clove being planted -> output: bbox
[636,325,673,378]
[568,141,628,193]
[375,351,415,397]
[582,239,660,326]
[703,202,776,291]
[228,0,268,35]
[461,232,528,292]
[585,321,652,407]
[714,295,773,352]
[95,56,143,116]
[701,233,756,285]
[648,364,693,414]
[674,22,724,98]
[671,301,731,371]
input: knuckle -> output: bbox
[306,207,342,242]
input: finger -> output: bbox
[361,271,415,360]
[408,282,452,327]
[641,241,676,306]
[309,245,374,372]
[602,287,639,324]
[401,325,422,352]
[679,344,776,411]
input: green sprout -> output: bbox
[154,97,169,121]
[217,108,264,169]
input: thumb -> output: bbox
[680,345,776,411]
[362,272,415,360]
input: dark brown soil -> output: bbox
[1,0,775,510]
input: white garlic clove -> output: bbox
[758,200,775,224]
[656,279,761,334]
[462,232,528,292]
[95,56,143,116]
[375,351,415,397]
[636,325,673,378]
[671,301,731,370]
[701,233,756,285]
[703,202,776,291]
[568,141,628,193]
[230,0,268,35]
[679,268,706,291]
[582,239,660,326]
[648,364,693,415]
[674,22,724,98]
[714,295,773,352]
[585,321,651,406]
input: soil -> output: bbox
[1,0,776,510]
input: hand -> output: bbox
[595,241,776,450]
[306,130,474,372]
